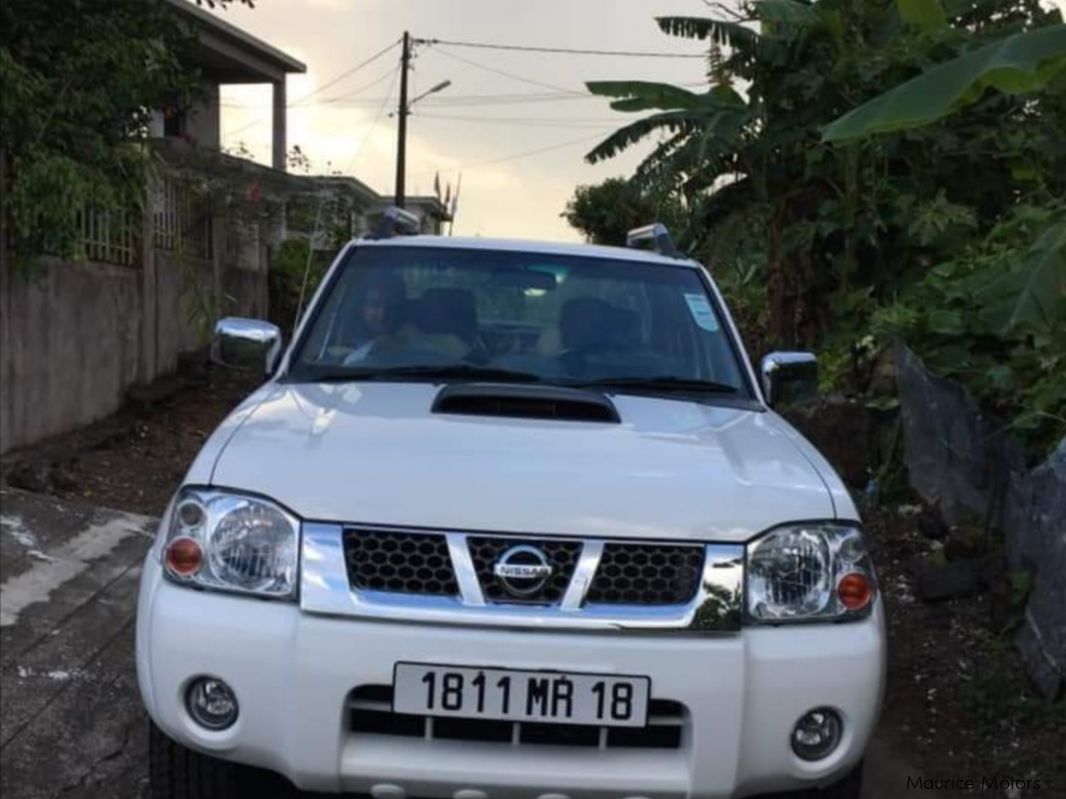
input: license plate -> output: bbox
[393,662,650,728]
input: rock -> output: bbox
[5,461,52,493]
[973,552,1006,590]
[1015,612,1062,701]
[125,373,186,411]
[780,394,875,488]
[49,465,80,493]
[867,346,898,396]
[896,346,1027,527]
[916,559,980,602]
[943,525,985,561]
[1005,439,1066,700]
[916,505,949,540]
[988,577,1017,633]
[896,347,1064,697]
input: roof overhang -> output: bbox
[166,0,306,84]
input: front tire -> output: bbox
[149,721,240,799]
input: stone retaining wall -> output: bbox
[896,346,1064,698]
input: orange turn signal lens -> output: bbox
[837,572,873,611]
[165,536,203,577]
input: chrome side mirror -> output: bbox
[760,351,818,407]
[211,317,283,375]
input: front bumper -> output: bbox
[136,562,886,798]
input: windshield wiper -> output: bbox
[574,376,739,394]
[306,364,545,384]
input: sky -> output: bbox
[211,0,1066,243]
[213,0,713,242]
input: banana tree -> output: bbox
[584,0,871,345]
[822,20,1066,381]
[583,0,1063,348]
[822,23,1066,141]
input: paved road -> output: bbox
[1,488,154,799]
[0,488,940,799]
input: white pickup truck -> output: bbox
[136,212,885,799]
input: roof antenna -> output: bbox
[293,196,326,338]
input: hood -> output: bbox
[209,382,837,542]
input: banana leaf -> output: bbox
[822,25,1066,141]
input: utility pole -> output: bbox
[394,31,411,209]
[393,34,450,210]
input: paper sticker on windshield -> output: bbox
[684,293,719,332]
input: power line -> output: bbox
[409,92,599,108]
[430,46,578,94]
[415,112,618,130]
[423,92,588,106]
[294,39,401,105]
[222,38,401,136]
[223,92,604,110]
[341,65,401,176]
[225,112,269,139]
[222,77,711,110]
[224,40,400,111]
[321,67,401,102]
[413,131,608,178]
[469,132,607,168]
[418,113,633,123]
[416,37,706,59]
[220,67,399,109]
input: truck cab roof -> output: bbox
[356,234,704,270]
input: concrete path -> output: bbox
[0,487,944,799]
[1,488,155,799]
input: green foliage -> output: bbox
[871,203,1066,453]
[0,0,245,267]
[822,24,1066,141]
[898,0,947,30]
[268,239,324,333]
[561,178,682,246]
[582,0,1065,458]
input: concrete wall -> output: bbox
[153,253,216,375]
[0,254,265,454]
[0,259,141,453]
[0,148,377,455]
[185,84,220,150]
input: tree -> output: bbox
[582,0,1065,453]
[820,19,1066,453]
[0,0,247,268]
[562,178,680,245]
[583,0,1064,348]
[822,24,1066,142]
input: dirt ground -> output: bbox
[1,355,260,518]
[865,507,1065,797]
[1,355,1062,797]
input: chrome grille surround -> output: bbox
[302,522,744,633]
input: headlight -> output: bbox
[746,523,876,622]
[161,488,300,599]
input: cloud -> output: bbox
[213,0,705,240]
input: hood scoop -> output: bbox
[432,383,620,423]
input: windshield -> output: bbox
[288,245,749,395]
